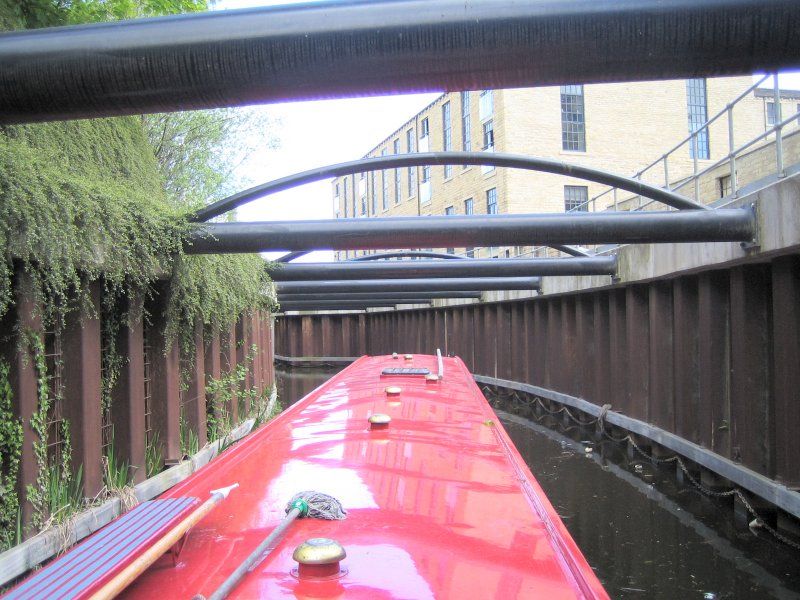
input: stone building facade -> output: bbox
[333,77,797,259]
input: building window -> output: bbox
[560,84,586,152]
[686,78,710,159]
[482,120,494,150]
[718,174,732,198]
[343,178,348,218]
[442,102,452,178]
[466,247,475,258]
[461,91,471,153]
[422,165,430,183]
[766,101,777,126]
[421,117,429,137]
[486,188,497,214]
[479,90,493,121]
[393,139,401,203]
[359,173,366,217]
[464,197,473,215]
[407,128,416,197]
[564,185,589,212]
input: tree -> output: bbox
[143,108,280,211]
[64,0,207,24]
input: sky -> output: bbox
[213,0,800,264]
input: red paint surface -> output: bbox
[122,355,607,598]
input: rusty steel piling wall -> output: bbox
[275,252,800,489]
[0,274,275,516]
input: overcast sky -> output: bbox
[214,0,800,263]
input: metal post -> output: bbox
[773,72,784,177]
[727,104,738,197]
[613,188,618,211]
[663,156,670,191]
[692,132,700,202]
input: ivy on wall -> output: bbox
[0,361,23,550]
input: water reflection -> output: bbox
[274,367,800,599]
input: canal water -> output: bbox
[275,366,800,599]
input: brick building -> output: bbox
[333,76,797,259]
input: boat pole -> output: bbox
[200,491,346,600]
[88,484,239,600]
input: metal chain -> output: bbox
[486,383,800,550]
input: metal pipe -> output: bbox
[193,152,706,222]
[276,251,309,263]
[3,0,799,124]
[279,300,433,310]
[270,257,617,281]
[187,209,755,254]
[275,277,541,294]
[773,73,784,177]
[349,251,463,261]
[728,105,738,197]
[278,291,482,302]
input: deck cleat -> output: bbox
[385,385,402,396]
[292,538,347,580]
[368,413,391,429]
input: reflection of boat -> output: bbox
[8,354,608,599]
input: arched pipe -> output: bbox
[276,251,309,263]
[350,251,464,261]
[193,152,705,222]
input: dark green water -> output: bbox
[275,367,800,599]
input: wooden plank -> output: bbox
[608,289,627,414]
[591,292,610,408]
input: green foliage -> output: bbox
[0,361,23,551]
[179,416,199,457]
[24,332,82,531]
[64,0,207,24]
[144,109,278,209]
[145,431,163,479]
[102,436,132,490]
[205,344,280,443]
[0,119,187,325]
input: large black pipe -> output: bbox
[193,153,705,220]
[2,0,798,124]
[279,300,433,311]
[270,257,616,281]
[278,291,482,302]
[188,209,754,254]
[275,277,541,294]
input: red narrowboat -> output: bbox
[6,354,608,599]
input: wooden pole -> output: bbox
[88,484,238,600]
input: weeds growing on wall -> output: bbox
[0,361,23,550]
[24,331,82,532]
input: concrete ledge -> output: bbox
[475,374,800,520]
[274,354,359,366]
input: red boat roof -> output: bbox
[39,354,609,599]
